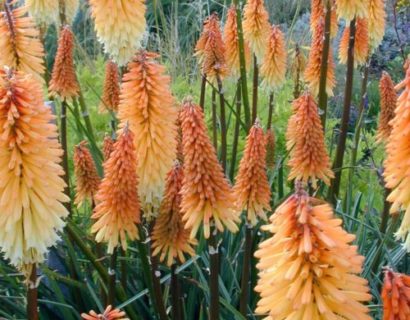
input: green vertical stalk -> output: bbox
[208,230,220,320]
[107,248,118,306]
[200,75,207,110]
[251,55,259,124]
[120,248,127,290]
[150,253,168,320]
[230,81,242,181]
[77,91,96,140]
[217,76,227,171]
[318,0,332,128]
[344,63,369,212]
[293,45,302,99]
[328,18,356,204]
[233,1,250,130]
[239,221,252,316]
[27,264,39,320]
[60,100,72,211]
[211,88,218,150]
[171,264,182,320]
[267,93,274,129]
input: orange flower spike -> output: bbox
[0,69,69,269]
[118,51,177,219]
[260,25,287,90]
[384,65,410,250]
[265,128,275,170]
[382,269,410,320]
[0,4,45,80]
[73,142,100,207]
[310,0,338,38]
[286,93,334,188]
[195,13,228,82]
[243,0,270,61]
[339,18,369,66]
[233,120,271,226]
[49,25,80,100]
[376,72,397,142]
[82,305,128,320]
[103,135,115,161]
[304,19,336,96]
[336,0,369,21]
[224,5,251,78]
[91,128,140,254]
[100,60,120,113]
[368,0,386,47]
[255,188,372,319]
[152,163,197,266]
[179,98,240,239]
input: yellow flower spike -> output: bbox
[339,18,369,66]
[255,187,372,319]
[224,5,251,78]
[233,120,271,226]
[335,0,369,21]
[91,128,141,254]
[260,25,287,90]
[26,0,59,24]
[0,4,45,80]
[89,0,146,66]
[179,98,240,239]
[0,69,69,269]
[286,93,334,188]
[376,72,397,142]
[384,65,410,250]
[368,0,386,48]
[310,0,338,38]
[118,51,177,220]
[243,0,270,61]
[152,163,197,267]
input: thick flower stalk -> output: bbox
[103,135,115,161]
[0,69,69,269]
[368,0,386,47]
[376,72,397,142]
[82,305,128,320]
[118,51,177,219]
[265,129,275,170]
[286,93,334,188]
[91,128,140,254]
[243,0,270,61]
[335,0,369,21]
[100,60,120,113]
[152,163,197,266]
[233,121,271,225]
[179,98,240,239]
[0,4,45,80]
[382,268,410,320]
[195,13,228,82]
[255,187,372,319]
[310,0,338,38]
[49,25,79,100]
[89,0,146,66]
[224,5,251,78]
[260,25,287,90]
[73,141,100,206]
[339,18,369,66]
[26,0,59,24]
[304,19,336,96]
[384,65,410,250]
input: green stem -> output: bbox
[120,248,127,290]
[200,75,207,110]
[318,0,332,128]
[150,252,168,320]
[217,76,227,172]
[77,90,95,140]
[211,88,218,150]
[293,45,302,99]
[27,264,39,320]
[230,81,242,181]
[251,55,259,124]
[267,93,274,129]
[60,100,71,210]
[233,1,250,130]
[239,222,252,316]
[328,18,356,204]
[171,264,182,320]
[107,247,118,306]
[208,230,220,320]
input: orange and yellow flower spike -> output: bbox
[339,18,369,66]
[255,187,372,319]
[92,128,140,254]
[82,305,128,320]
[265,128,275,170]
[100,60,120,113]
[179,98,240,239]
[335,0,369,21]
[382,268,410,320]
[310,0,338,38]
[368,0,386,48]
[0,69,69,270]
[118,51,177,219]
[376,72,397,142]
[26,0,59,24]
